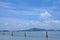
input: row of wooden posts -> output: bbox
[1,32,48,38]
[11,32,48,38]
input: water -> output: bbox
[0,31,60,40]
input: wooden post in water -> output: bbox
[11,32,13,36]
[24,32,26,38]
[11,32,13,40]
[46,32,48,38]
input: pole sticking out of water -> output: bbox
[11,32,13,36]
[24,32,26,38]
[11,32,13,40]
[46,32,48,38]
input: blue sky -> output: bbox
[0,0,60,30]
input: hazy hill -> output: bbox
[20,28,55,32]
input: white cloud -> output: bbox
[0,1,57,16]
[0,17,60,30]
[0,2,38,15]
[40,11,52,20]
[42,20,60,29]
[0,2,14,9]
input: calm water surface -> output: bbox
[0,31,60,40]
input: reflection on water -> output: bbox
[46,37,48,40]
[0,31,60,40]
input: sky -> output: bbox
[0,0,60,30]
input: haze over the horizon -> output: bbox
[0,0,60,30]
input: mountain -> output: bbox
[0,30,10,32]
[20,28,55,32]
[0,28,57,32]
[56,30,60,31]
[23,28,45,31]
[21,28,47,31]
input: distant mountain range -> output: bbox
[0,28,60,32]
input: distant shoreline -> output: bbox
[0,28,60,32]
